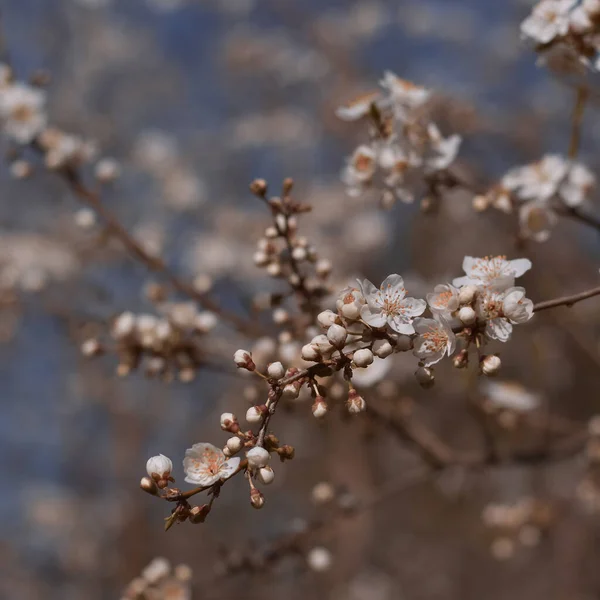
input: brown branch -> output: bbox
[533,285,600,313]
[568,85,589,159]
[60,167,260,336]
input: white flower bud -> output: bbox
[264,225,278,238]
[458,285,478,305]
[267,361,285,380]
[458,306,476,325]
[220,412,237,430]
[246,405,264,424]
[317,310,338,329]
[283,383,300,398]
[247,446,270,468]
[393,334,413,352]
[234,349,255,371]
[372,339,393,358]
[81,338,101,357]
[95,157,120,183]
[472,195,489,212]
[253,251,269,267]
[415,366,435,388]
[347,389,366,414]
[250,487,265,509]
[310,334,334,356]
[292,246,307,261]
[257,465,275,485]
[327,323,347,348]
[272,308,289,325]
[275,213,288,233]
[481,354,501,376]
[146,454,173,480]
[353,348,374,368]
[301,343,321,362]
[312,397,328,418]
[226,436,243,453]
[266,262,282,277]
[311,482,335,504]
[307,547,332,572]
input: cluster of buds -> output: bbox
[520,0,600,71]
[577,415,600,513]
[473,154,595,242]
[481,498,555,560]
[336,71,461,208]
[121,557,192,600]
[81,303,218,381]
[250,177,332,327]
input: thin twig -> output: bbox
[60,167,260,336]
[568,85,589,159]
[533,285,600,313]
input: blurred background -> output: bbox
[2,0,600,598]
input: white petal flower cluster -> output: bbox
[337,71,461,206]
[520,0,600,71]
[477,155,595,242]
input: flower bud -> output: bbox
[226,436,243,454]
[81,338,102,357]
[458,285,478,305]
[194,311,217,333]
[140,476,159,495]
[481,354,501,376]
[372,339,393,358]
[283,382,300,398]
[316,258,332,278]
[292,246,307,261]
[327,324,347,348]
[452,349,469,369]
[317,310,338,329]
[272,308,289,325]
[307,547,332,572]
[277,445,295,460]
[112,311,136,339]
[266,262,282,277]
[301,343,321,362]
[267,361,285,380]
[246,405,265,424]
[353,348,374,368]
[249,178,267,197]
[257,465,275,485]
[189,503,211,524]
[347,389,366,414]
[220,412,238,431]
[415,366,435,388]
[458,306,476,325]
[393,334,413,352]
[312,396,328,418]
[234,349,255,371]
[146,454,173,487]
[250,487,265,509]
[247,446,270,468]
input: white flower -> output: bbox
[380,71,430,118]
[475,287,532,343]
[146,454,173,479]
[423,123,461,172]
[246,446,270,469]
[503,154,568,201]
[0,82,47,143]
[359,274,426,334]
[426,283,460,318]
[559,162,595,207]
[183,443,240,486]
[412,317,456,366]
[518,200,557,242]
[453,256,532,291]
[520,0,575,44]
[335,91,380,121]
[502,287,534,324]
[342,144,377,186]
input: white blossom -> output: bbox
[359,274,426,334]
[427,283,460,318]
[502,287,534,324]
[183,443,240,486]
[520,0,575,44]
[335,286,366,320]
[335,91,380,121]
[475,286,533,342]
[453,256,532,291]
[0,82,47,143]
[246,446,270,469]
[412,317,456,366]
